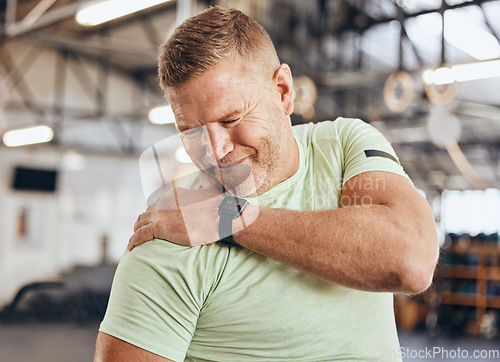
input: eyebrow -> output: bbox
[214,109,244,123]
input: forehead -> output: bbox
[167,59,266,129]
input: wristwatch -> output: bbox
[217,195,248,245]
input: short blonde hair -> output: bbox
[158,6,280,92]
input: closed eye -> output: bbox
[221,117,241,126]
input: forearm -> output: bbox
[129,172,439,293]
[235,203,438,294]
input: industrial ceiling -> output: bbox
[1,0,500,196]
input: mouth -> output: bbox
[219,156,249,169]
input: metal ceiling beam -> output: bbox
[320,70,391,89]
[176,0,196,25]
[403,0,498,20]
[4,100,153,121]
[478,2,500,46]
[139,17,163,52]
[5,0,17,28]
[4,1,83,38]
[11,33,161,95]
[400,23,424,67]
[25,31,157,66]
[331,0,499,36]
[51,48,67,145]
[0,44,46,122]
[20,0,58,29]
[68,51,106,105]
[320,59,500,93]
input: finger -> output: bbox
[134,211,153,232]
[128,223,155,251]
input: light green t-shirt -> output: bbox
[100,118,409,361]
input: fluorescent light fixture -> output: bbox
[148,105,176,125]
[433,67,454,85]
[3,125,54,147]
[76,0,172,27]
[175,147,192,164]
[452,60,500,82]
[422,59,500,85]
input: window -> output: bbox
[441,189,500,234]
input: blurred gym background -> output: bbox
[1,0,500,361]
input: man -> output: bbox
[95,6,438,361]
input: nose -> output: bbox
[205,123,234,161]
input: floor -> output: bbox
[0,322,99,362]
[0,323,498,361]
[398,330,500,361]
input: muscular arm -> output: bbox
[235,171,439,294]
[131,171,439,294]
[95,332,174,362]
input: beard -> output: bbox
[194,151,260,197]
[220,111,287,197]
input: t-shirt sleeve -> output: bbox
[336,117,410,186]
[99,240,209,361]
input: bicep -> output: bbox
[341,171,422,207]
[95,332,174,362]
[341,171,435,234]
[99,241,205,361]
[339,118,408,185]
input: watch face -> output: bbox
[218,196,248,218]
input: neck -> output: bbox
[281,132,300,183]
[257,130,300,196]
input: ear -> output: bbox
[273,64,294,116]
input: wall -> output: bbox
[0,18,181,307]
[0,146,162,307]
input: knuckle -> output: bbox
[138,225,149,238]
[149,222,159,238]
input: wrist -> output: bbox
[232,203,259,244]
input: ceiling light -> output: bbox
[76,0,172,27]
[452,59,500,82]
[148,105,176,125]
[3,125,54,147]
[430,67,455,85]
[422,59,500,85]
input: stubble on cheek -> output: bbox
[233,135,281,197]
[255,136,281,192]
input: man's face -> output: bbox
[167,58,295,197]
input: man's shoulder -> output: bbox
[303,117,382,149]
[292,117,364,139]
[117,240,231,283]
[123,239,229,262]
[101,240,231,361]
[123,239,198,262]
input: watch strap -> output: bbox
[219,215,237,245]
